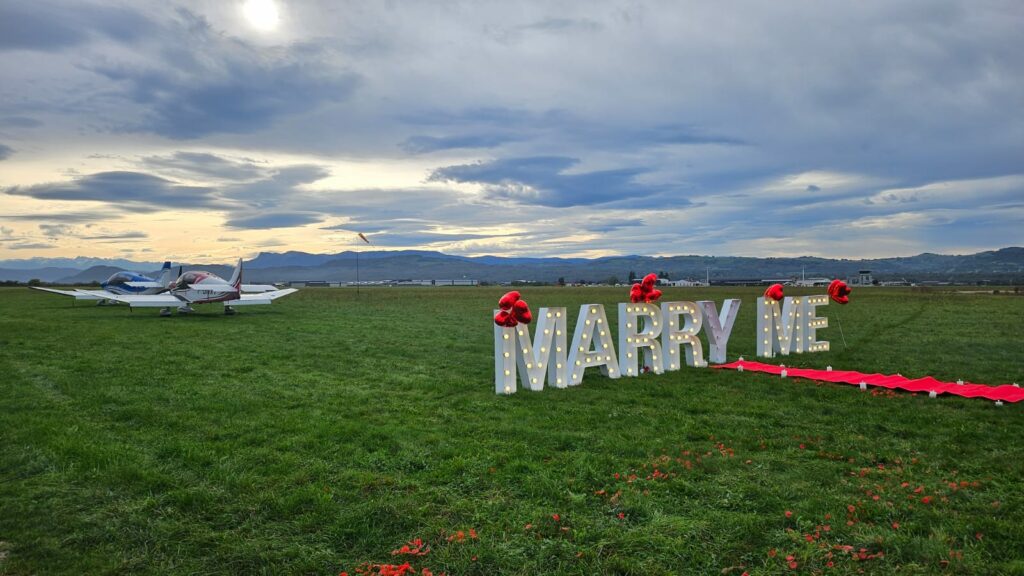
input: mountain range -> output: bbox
[2,247,1022,285]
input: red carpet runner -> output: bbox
[714,360,1024,403]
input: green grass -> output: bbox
[1,286,1022,575]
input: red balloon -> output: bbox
[498,290,521,310]
[828,279,851,304]
[764,283,785,301]
[512,299,533,324]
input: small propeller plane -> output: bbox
[29,261,178,304]
[101,258,297,316]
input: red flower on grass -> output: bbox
[494,291,532,327]
[629,273,662,303]
[827,279,852,304]
[391,538,430,557]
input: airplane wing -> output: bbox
[105,294,184,307]
[241,283,280,292]
[124,281,165,288]
[29,286,119,300]
[224,288,298,306]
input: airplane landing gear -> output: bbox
[97,299,109,306]
[159,307,172,317]
[224,305,236,316]
[177,305,195,314]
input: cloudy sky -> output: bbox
[1,0,1022,262]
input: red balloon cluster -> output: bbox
[630,273,663,304]
[764,283,785,301]
[494,291,533,327]
[828,279,852,304]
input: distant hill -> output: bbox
[4,247,1021,285]
[0,266,82,283]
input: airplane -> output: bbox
[29,261,282,305]
[100,258,297,316]
[29,261,178,304]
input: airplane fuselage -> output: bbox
[168,270,240,304]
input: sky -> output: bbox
[0,0,1022,263]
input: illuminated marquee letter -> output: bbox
[697,299,740,364]
[567,304,620,385]
[618,303,664,376]
[494,307,568,394]
[661,301,705,370]
[802,295,830,352]
[757,295,831,357]
[757,296,801,357]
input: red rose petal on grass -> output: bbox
[469,528,478,539]
[769,549,777,558]
[789,561,799,569]
[551,513,561,522]
[892,522,900,529]
[785,510,793,518]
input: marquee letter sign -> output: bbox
[494,307,568,394]
[660,301,705,370]
[756,295,830,358]
[568,305,620,385]
[698,299,740,364]
[495,294,832,394]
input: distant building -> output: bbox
[855,270,873,285]
[659,278,706,287]
[793,278,831,287]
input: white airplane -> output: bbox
[30,261,178,304]
[102,258,297,316]
[29,261,282,305]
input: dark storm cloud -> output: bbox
[0,1,154,52]
[0,143,12,160]
[87,9,360,139]
[5,171,222,210]
[429,156,689,208]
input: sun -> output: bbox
[242,0,281,31]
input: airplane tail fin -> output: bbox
[228,258,243,290]
[157,261,174,287]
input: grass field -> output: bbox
[1,286,1022,575]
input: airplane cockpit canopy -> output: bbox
[104,271,143,285]
[174,271,214,290]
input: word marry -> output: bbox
[495,296,831,394]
